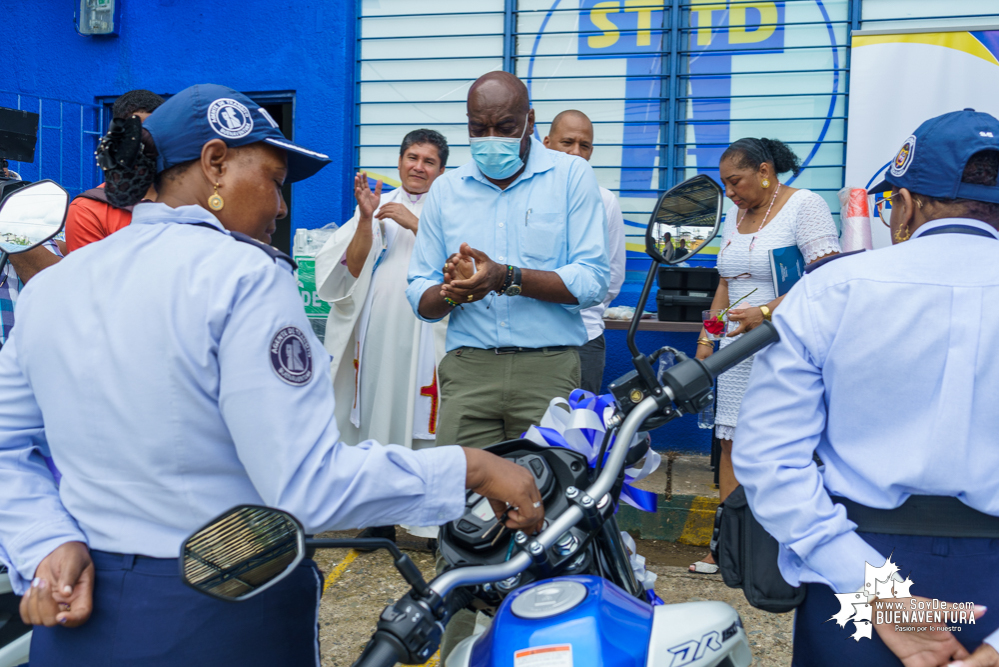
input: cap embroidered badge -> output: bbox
[207,98,254,140]
[890,135,916,177]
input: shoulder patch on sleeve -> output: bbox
[270,326,313,386]
[229,231,297,271]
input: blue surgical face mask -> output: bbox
[469,114,530,180]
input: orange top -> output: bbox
[65,185,133,252]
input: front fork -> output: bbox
[596,515,644,600]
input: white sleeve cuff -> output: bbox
[801,530,887,593]
[9,522,87,595]
[553,264,604,313]
[415,446,467,526]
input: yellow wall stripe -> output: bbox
[678,495,720,547]
[364,171,402,188]
[853,32,999,67]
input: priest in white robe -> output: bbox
[315,130,449,542]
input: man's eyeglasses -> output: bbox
[875,191,899,227]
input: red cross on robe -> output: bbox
[419,368,439,435]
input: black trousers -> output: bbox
[577,334,606,395]
[31,549,322,667]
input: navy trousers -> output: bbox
[792,532,999,666]
[30,550,322,667]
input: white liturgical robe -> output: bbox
[316,187,447,462]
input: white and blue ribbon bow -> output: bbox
[522,389,661,513]
[621,531,665,606]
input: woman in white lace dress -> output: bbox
[690,138,840,573]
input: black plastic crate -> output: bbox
[657,266,720,296]
[656,290,715,323]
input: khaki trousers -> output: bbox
[435,346,581,448]
[435,346,580,660]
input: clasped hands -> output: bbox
[871,595,997,667]
[19,540,94,628]
[442,242,507,304]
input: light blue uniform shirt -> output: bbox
[0,203,466,594]
[733,218,999,600]
[407,138,609,351]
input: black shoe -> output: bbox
[426,538,438,553]
[355,525,396,552]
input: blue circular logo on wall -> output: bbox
[270,326,313,386]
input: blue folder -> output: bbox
[769,245,806,297]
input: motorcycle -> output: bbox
[0,179,72,667]
[179,174,781,667]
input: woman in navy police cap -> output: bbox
[0,84,543,666]
[734,109,999,666]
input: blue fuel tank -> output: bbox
[468,576,654,667]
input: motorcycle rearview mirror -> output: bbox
[615,175,725,416]
[180,505,305,602]
[645,174,724,265]
[182,505,433,603]
[0,179,69,255]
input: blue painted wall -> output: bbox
[602,261,712,455]
[0,0,356,230]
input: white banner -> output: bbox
[845,29,999,248]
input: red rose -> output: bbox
[703,318,725,335]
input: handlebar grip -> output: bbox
[701,321,779,379]
[353,633,405,667]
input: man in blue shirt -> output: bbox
[733,109,999,666]
[407,72,609,449]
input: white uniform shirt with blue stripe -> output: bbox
[0,203,466,594]
[733,218,999,610]
[406,138,609,351]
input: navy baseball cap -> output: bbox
[142,84,330,183]
[870,108,999,203]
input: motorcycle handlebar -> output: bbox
[353,633,405,667]
[701,321,779,379]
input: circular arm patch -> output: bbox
[270,326,313,386]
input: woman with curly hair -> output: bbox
[690,137,840,574]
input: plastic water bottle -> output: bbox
[698,399,715,429]
[656,349,676,384]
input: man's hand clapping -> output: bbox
[441,243,506,303]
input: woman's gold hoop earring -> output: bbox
[894,226,911,243]
[761,179,770,189]
[208,182,225,211]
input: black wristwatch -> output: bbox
[502,265,522,297]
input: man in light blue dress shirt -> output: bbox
[407,72,609,449]
[733,110,999,666]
